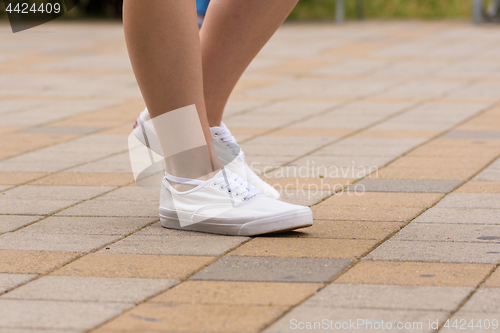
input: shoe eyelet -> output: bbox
[213,132,218,137]
[219,186,225,191]
[226,188,231,194]
[219,138,224,142]
[211,182,216,187]
[234,192,239,198]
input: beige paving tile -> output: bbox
[312,204,427,222]
[455,181,500,193]
[150,280,322,306]
[0,250,79,274]
[373,167,479,180]
[92,302,287,333]
[355,129,440,138]
[29,173,134,186]
[51,253,215,279]
[274,220,404,240]
[405,139,500,158]
[388,156,493,170]
[319,192,444,208]
[483,268,500,287]
[270,128,352,137]
[228,238,378,259]
[335,261,494,287]
[0,172,48,185]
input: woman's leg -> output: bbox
[200,0,299,126]
[123,0,222,181]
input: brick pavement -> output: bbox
[0,21,500,332]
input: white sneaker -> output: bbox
[160,169,312,236]
[133,109,281,200]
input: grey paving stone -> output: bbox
[19,216,156,236]
[0,274,36,294]
[0,215,43,233]
[365,240,500,264]
[392,223,500,243]
[305,284,471,311]
[0,199,81,215]
[414,208,500,224]
[436,194,500,209]
[98,231,248,256]
[460,288,500,313]
[0,299,131,330]
[264,307,449,333]
[2,276,177,303]
[0,329,79,333]
[441,131,500,139]
[474,171,500,181]
[65,152,133,174]
[23,127,105,135]
[0,231,119,253]
[352,179,463,193]
[190,256,352,283]
[279,189,333,206]
[445,311,500,333]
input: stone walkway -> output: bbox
[1,20,500,333]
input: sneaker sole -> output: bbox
[159,207,312,236]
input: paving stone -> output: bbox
[150,280,322,306]
[0,299,131,330]
[269,220,404,240]
[0,231,119,253]
[19,216,156,236]
[2,186,115,201]
[228,238,377,259]
[442,131,500,139]
[374,167,479,181]
[0,215,43,233]
[55,199,158,218]
[0,199,81,215]
[313,204,427,222]
[264,177,352,191]
[29,173,134,186]
[460,288,500,313]
[0,186,12,192]
[2,276,177,303]
[474,170,500,182]
[414,207,500,224]
[455,181,500,193]
[93,302,287,333]
[305,284,472,311]
[335,261,493,287]
[278,189,334,206]
[445,311,500,333]
[190,256,352,283]
[265,307,449,333]
[365,240,500,264]
[0,274,36,294]
[51,253,214,280]
[23,127,105,135]
[98,232,248,256]
[0,172,48,186]
[436,193,500,209]
[352,179,463,193]
[0,329,78,333]
[0,250,78,274]
[484,268,500,287]
[392,223,500,243]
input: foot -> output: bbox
[160,169,312,236]
[133,108,281,200]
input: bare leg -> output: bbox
[123,0,223,181]
[200,0,299,126]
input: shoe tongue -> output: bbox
[209,122,228,134]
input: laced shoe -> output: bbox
[133,108,281,199]
[160,169,312,236]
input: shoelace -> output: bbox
[214,126,245,161]
[212,171,259,200]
